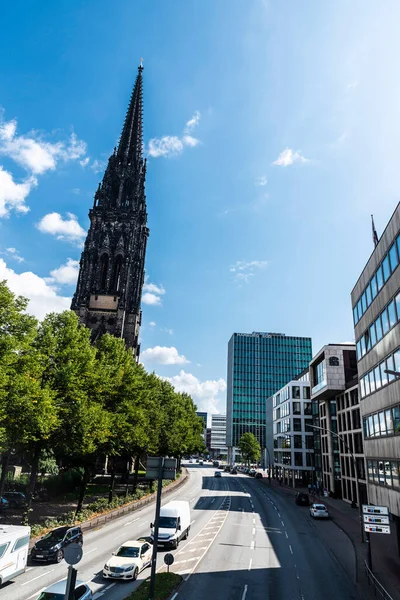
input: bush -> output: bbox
[41,469,83,498]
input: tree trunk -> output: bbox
[76,464,91,515]
[132,455,140,494]
[124,458,131,498]
[0,450,10,498]
[108,459,116,504]
[26,444,42,509]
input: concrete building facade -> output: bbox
[210,414,227,458]
[351,203,400,533]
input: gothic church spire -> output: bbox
[117,63,144,169]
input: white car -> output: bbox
[309,503,329,519]
[37,579,92,599]
[103,540,152,580]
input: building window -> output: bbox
[294,453,303,467]
[294,435,302,449]
[360,348,400,399]
[367,459,400,490]
[293,418,302,432]
[292,386,300,399]
[304,402,312,415]
[99,253,109,290]
[293,402,301,415]
[303,386,311,399]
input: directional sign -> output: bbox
[364,524,391,535]
[146,456,177,480]
[362,504,389,516]
[363,515,390,525]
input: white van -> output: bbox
[0,525,31,586]
[150,501,190,549]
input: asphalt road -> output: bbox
[2,465,361,600]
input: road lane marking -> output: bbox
[21,570,54,586]
[210,498,215,504]
[278,513,281,517]
[289,544,293,554]
[115,532,129,540]
[124,517,140,526]
[27,589,45,599]
[285,531,288,539]
[171,594,179,600]
[281,521,285,527]
[242,584,248,600]
[252,528,255,535]
[248,559,253,571]
[104,583,116,590]
[253,518,255,525]
[190,497,196,502]
[84,547,97,555]
[250,541,255,550]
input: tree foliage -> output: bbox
[238,432,261,466]
[0,282,204,513]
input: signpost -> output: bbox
[63,543,83,600]
[147,457,177,600]
[362,504,391,572]
[164,552,174,574]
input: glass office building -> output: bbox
[226,332,312,461]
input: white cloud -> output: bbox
[141,346,189,365]
[163,370,227,414]
[80,157,90,167]
[161,327,173,335]
[0,167,36,217]
[4,247,24,263]
[142,280,165,306]
[255,175,267,186]
[273,148,309,167]
[90,158,107,173]
[0,110,87,217]
[0,258,71,320]
[149,321,156,327]
[36,212,86,245]
[142,292,162,306]
[230,259,269,283]
[147,111,201,158]
[72,188,81,195]
[49,258,79,285]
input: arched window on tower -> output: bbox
[111,255,124,293]
[99,253,109,291]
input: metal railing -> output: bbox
[364,561,394,600]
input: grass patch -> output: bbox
[125,572,182,600]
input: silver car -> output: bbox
[36,579,92,599]
[309,503,329,519]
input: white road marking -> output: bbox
[250,541,255,550]
[191,520,196,524]
[84,547,98,555]
[21,570,54,586]
[278,513,281,517]
[171,594,179,600]
[248,558,253,571]
[285,531,289,539]
[124,517,140,526]
[252,528,256,535]
[281,521,285,527]
[253,518,256,525]
[104,583,116,590]
[25,567,34,572]
[242,584,248,600]
[210,498,215,504]
[289,544,293,554]
[188,546,207,552]
[115,532,129,540]
[190,497,196,502]
[27,589,45,600]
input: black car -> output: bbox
[31,526,83,563]
[295,492,310,506]
[230,468,238,474]
[255,472,263,479]
[3,491,26,508]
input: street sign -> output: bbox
[362,504,389,516]
[64,543,83,566]
[363,515,390,525]
[364,524,391,535]
[146,457,177,480]
[164,553,174,566]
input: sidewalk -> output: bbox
[263,479,400,600]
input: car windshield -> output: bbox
[315,505,326,510]
[42,529,67,542]
[159,516,177,528]
[116,546,140,558]
[37,593,64,600]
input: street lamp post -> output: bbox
[308,423,364,544]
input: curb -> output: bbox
[29,468,189,550]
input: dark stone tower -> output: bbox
[71,64,149,357]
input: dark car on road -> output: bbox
[230,468,238,474]
[214,471,222,478]
[295,492,310,506]
[0,497,9,512]
[3,491,26,508]
[31,526,83,563]
[255,472,263,479]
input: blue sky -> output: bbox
[1,1,400,415]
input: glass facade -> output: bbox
[227,332,312,448]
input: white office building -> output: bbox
[211,414,227,457]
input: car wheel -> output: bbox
[55,549,64,563]
[133,567,139,580]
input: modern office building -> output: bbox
[226,332,312,463]
[210,414,227,458]
[196,412,207,443]
[272,372,314,486]
[309,344,358,497]
[351,203,400,541]
[336,383,367,506]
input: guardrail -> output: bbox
[364,561,394,600]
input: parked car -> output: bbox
[309,503,329,519]
[230,468,238,474]
[36,579,92,599]
[0,497,9,512]
[224,466,231,472]
[255,472,263,479]
[295,493,310,506]
[3,492,26,509]
[214,471,222,478]
[103,540,152,580]
[31,526,83,563]
[249,469,256,477]
[199,460,204,465]
[0,525,30,587]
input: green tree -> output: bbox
[238,432,261,467]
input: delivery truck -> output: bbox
[0,525,31,586]
[150,500,190,549]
